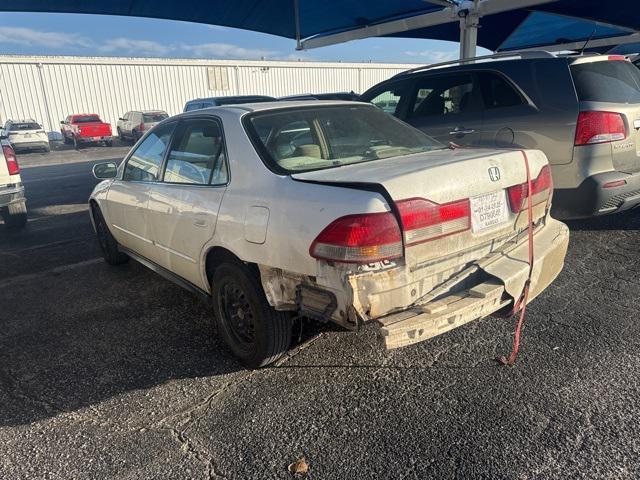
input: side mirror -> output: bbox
[118,117,124,121]
[93,162,118,180]
[60,120,65,125]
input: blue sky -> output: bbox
[0,12,489,64]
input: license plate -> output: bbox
[470,190,509,232]
[91,136,101,141]
[24,134,31,138]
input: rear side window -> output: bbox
[124,123,175,182]
[571,60,640,103]
[411,74,476,117]
[478,72,525,109]
[163,119,227,185]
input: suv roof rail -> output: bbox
[393,50,556,78]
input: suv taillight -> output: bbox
[309,212,402,263]
[3,145,19,175]
[396,197,470,245]
[507,165,553,213]
[575,111,626,146]
[139,122,145,131]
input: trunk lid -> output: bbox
[293,148,550,267]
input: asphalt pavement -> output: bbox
[1,146,639,479]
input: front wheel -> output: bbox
[93,206,129,265]
[2,202,28,229]
[72,136,79,150]
[212,262,293,368]
[117,128,124,141]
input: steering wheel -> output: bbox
[178,162,207,184]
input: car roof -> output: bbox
[193,100,370,114]
[9,118,38,123]
[139,109,167,114]
[186,95,275,103]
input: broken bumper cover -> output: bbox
[0,184,25,208]
[377,219,569,349]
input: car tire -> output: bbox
[212,261,293,368]
[105,139,113,147]
[92,205,129,266]
[117,128,124,141]
[2,202,28,229]
[72,136,79,150]
[42,145,50,153]
[63,134,71,145]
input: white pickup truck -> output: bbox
[90,101,569,367]
[0,138,27,229]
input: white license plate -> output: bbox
[470,190,509,232]
[23,134,31,138]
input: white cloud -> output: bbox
[0,26,91,48]
[181,42,279,60]
[98,38,173,56]
[403,50,457,63]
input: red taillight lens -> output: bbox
[396,197,470,245]
[507,165,553,213]
[3,145,19,175]
[310,212,402,263]
[139,123,145,131]
[575,111,626,146]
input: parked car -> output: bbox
[60,114,113,148]
[2,119,50,152]
[90,101,569,367]
[117,110,169,142]
[279,91,360,101]
[361,52,640,219]
[0,136,27,228]
[183,95,276,112]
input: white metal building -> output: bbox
[0,55,418,133]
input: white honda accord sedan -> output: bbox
[90,101,569,367]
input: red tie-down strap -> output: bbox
[497,149,535,366]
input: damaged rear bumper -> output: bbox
[377,218,569,349]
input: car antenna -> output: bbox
[578,23,598,55]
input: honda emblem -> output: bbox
[488,166,501,182]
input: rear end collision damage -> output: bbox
[259,153,569,350]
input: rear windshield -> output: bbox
[74,115,102,123]
[571,60,640,103]
[143,112,168,122]
[10,123,41,130]
[245,105,443,173]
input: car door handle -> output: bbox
[449,127,475,135]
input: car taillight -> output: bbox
[3,145,19,175]
[575,111,626,146]
[309,212,403,263]
[507,165,553,213]
[139,122,145,131]
[396,197,470,245]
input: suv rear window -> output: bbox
[11,123,41,130]
[143,112,168,122]
[75,115,101,123]
[571,60,640,103]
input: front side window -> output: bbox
[411,74,475,117]
[245,105,443,173]
[123,123,175,182]
[163,119,227,185]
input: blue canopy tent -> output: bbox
[1,0,639,58]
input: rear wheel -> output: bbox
[2,202,27,229]
[212,262,292,368]
[93,206,129,265]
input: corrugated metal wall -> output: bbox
[0,56,418,133]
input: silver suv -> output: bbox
[361,52,640,219]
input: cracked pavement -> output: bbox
[1,150,639,479]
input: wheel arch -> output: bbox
[203,245,260,291]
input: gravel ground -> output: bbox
[0,149,639,479]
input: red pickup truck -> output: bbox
[60,114,113,148]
